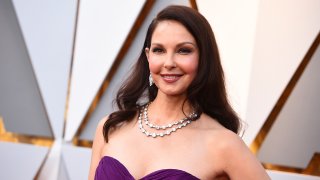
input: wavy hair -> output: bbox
[103,5,240,142]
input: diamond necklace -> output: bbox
[138,103,197,138]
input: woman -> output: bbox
[89,5,270,180]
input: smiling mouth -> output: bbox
[160,74,183,83]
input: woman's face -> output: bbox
[146,20,199,97]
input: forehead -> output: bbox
[151,20,196,43]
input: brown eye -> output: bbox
[152,48,164,54]
[178,48,192,55]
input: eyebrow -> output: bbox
[151,42,197,47]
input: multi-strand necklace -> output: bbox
[138,103,198,138]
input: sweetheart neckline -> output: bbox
[99,155,200,179]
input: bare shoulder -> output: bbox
[94,116,109,146]
[197,113,242,146]
[200,115,270,179]
[209,128,243,149]
[202,126,243,158]
[197,114,244,158]
[96,116,108,133]
[88,116,109,180]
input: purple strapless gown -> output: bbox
[95,156,200,180]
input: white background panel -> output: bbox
[58,156,70,180]
[12,0,78,138]
[65,0,145,141]
[62,144,91,180]
[38,139,62,180]
[197,0,320,145]
[0,142,48,179]
[245,0,320,144]
[268,170,320,180]
[197,0,260,122]
[257,43,320,168]
[79,0,192,140]
[0,0,52,137]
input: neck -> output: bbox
[147,92,193,124]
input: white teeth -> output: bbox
[163,76,178,80]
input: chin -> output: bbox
[158,88,187,97]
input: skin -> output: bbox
[89,20,270,180]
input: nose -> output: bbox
[163,53,176,69]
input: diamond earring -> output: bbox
[149,74,153,86]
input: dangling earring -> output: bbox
[149,74,153,86]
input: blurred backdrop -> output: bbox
[0,0,319,179]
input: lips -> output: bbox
[160,74,183,83]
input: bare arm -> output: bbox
[88,117,108,180]
[218,131,270,180]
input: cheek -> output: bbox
[179,57,199,75]
[148,57,162,73]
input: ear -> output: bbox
[145,47,150,60]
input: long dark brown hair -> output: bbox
[103,5,240,142]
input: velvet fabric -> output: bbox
[95,156,200,180]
